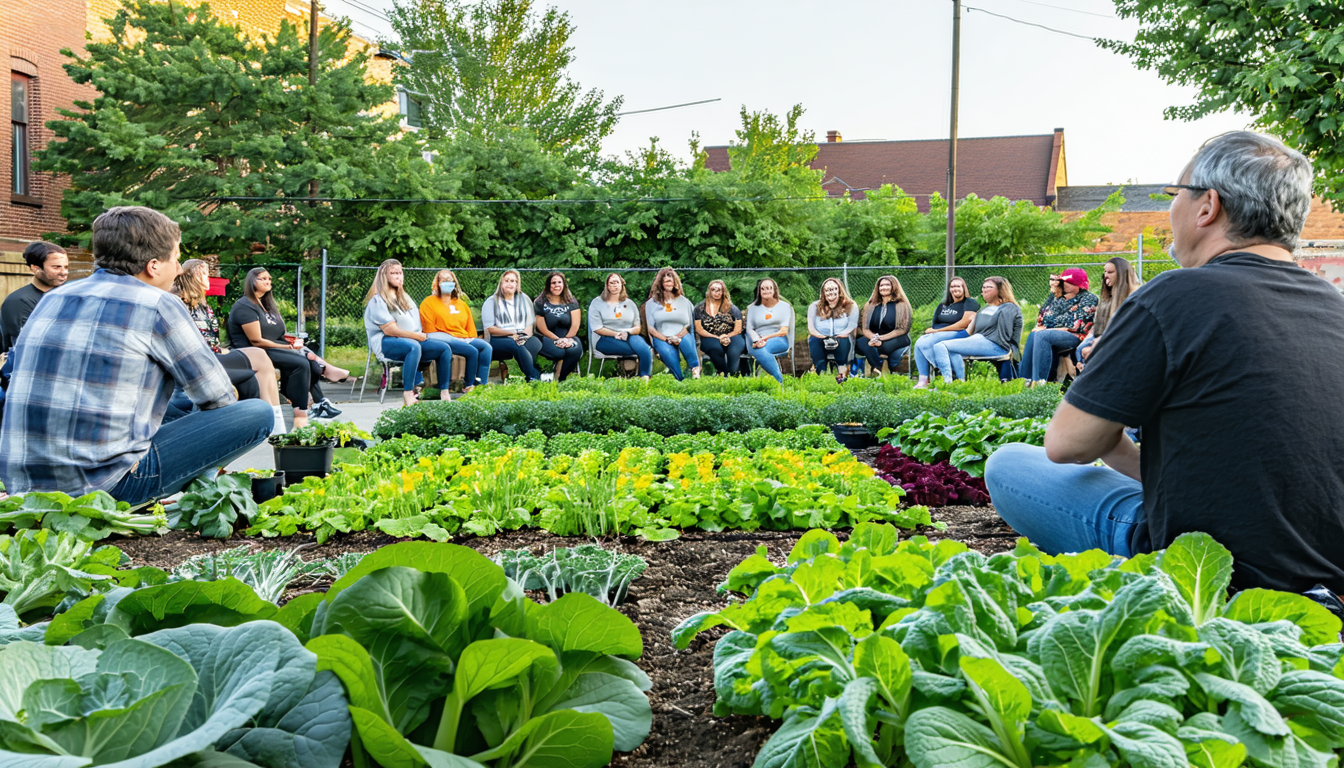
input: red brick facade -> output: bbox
[1072,197,1344,254]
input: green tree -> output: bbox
[1099,1,1344,201]
[923,191,1120,264]
[387,0,622,169]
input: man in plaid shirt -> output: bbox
[0,206,273,505]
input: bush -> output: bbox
[321,317,367,348]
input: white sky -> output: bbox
[338,0,1251,186]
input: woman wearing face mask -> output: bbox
[483,270,543,382]
[745,278,794,383]
[364,259,454,406]
[645,267,701,380]
[589,272,653,381]
[807,278,860,378]
[420,269,493,392]
[859,275,912,376]
[913,276,979,388]
[533,271,583,381]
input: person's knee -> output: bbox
[232,399,275,439]
[984,443,1047,493]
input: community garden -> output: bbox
[2,374,1342,768]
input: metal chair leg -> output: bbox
[359,349,373,401]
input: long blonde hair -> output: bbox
[364,259,415,312]
[863,274,911,332]
[432,269,468,302]
[983,276,1018,306]
[815,277,856,320]
[1094,257,1141,337]
[702,279,733,313]
[172,259,210,309]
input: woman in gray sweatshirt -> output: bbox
[589,273,653,379]
[806,277,861,377]
[482,269,542,381]
[744,278,795,382]
[644,267,701,380]
[923,276,1024,386]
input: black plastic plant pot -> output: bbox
[251,472,286,503]
[273,445,334,484]
[830,424,877,451]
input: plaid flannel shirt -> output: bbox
[0,269,235,495]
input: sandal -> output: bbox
[691,366,701,380]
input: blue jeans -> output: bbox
[913,330,968,377]
[381,337,453,391]
[650,335,701,380]
[427,333,493,388]
[807,336,852,374]
[1020,329,1082,382]
[747,336,791,382]
[699,335,746,376]
[929,335,1008,381]
[984,443,1145,557]
[595,335,653,377]
[489,335,543,381]
[109,399,273,506]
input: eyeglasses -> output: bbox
[1162,184,1210,197]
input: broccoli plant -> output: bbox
[497,545,647,607]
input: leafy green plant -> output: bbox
[268,421,371,448]
[298,542,653,768]
[497,545,648,607]
[166,471,259,539]
[171,544,325,603]
[0,490,166,540]
[878,409,1047,476]
[0,529,131,622]
[673,526,1344,768]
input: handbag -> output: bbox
[822,337,839,351]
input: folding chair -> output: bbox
[586,326,638,377]
[359,348,439,404]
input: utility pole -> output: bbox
[308,0,319,87]
[945,0,962,288]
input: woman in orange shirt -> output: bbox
[420,269,493,392]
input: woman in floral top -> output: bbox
[1018,267,1098,384]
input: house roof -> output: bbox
[702,130,1066,211]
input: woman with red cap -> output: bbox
[1019,267,1097,384]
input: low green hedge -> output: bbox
[373,388,1061,439]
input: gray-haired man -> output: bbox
[986,131,1344,595]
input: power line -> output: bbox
[616,98,721,117]
[998,0,1115,18]
[963,5,1096,41]
[326,0,391,25]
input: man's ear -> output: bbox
[1196,189,1224,229]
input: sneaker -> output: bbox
[311,399,342,419]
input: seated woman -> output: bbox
[589,272,652,381]
[1077,257,1141,370]
[173,260,287,433]
[1019,267,1097,385]
[859,274,912,375]
[913,276,978,387]
[923,277,1023,386]
[694,279,744,377]
[482,270,543,382]
[228,267,350,421]
[806,278,860,379]
[645,267,701,380]
[364,259,453,406]
[533,271,583,382]
[745,278,794,383]
[420,269,492,392]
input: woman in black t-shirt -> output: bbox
[913,276,978,386]
[693,280,745,376]
[859,275,912,375]
[533,272,583,381]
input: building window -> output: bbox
[398,88,424,130]
[12,73,30,196]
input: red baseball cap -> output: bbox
[1060,268,1089,290]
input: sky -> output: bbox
[334,0,1251,186]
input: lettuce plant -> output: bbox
[0,529,138,623]
[166,472,259,539]
[0,490,166,541]
[872,445,989,506]
[879,409,1047,476]
[497,545,648,607]
[674,525,1344,768]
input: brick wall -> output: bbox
[1066,197,1344,253]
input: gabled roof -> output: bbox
[703,129,1066,211]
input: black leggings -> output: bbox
[699,335,746,375]
[218,350,260,401]
[860,335,910,372]
[538,337,583,381]
[265,348,324,410]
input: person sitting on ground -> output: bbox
[921,277,1022,387]
[173,259,287,433]
[694,280,745,377]
[0,241,68,354]
[645,267,701,380]
[745,278,794,383]
[807,278,860,379]
[1018,267,1097,385]
[483,269,543,383]
[985,131,1344,595]
[228,267,350,420]
[859,275,912,376]
[1076,256,1141,369]
[589,272,652,381]
[533,271,583,382]
[420,269,492,392]
[365,259,454,406]
[913,276,978,387]
[0,206,272,504]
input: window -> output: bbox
[398,88,424,130]
[12,73,31,197]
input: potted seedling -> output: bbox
[267,421,371,484]
[240,468,286,503]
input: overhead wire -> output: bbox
[962,4,1098,41]
[996,0,1115,19]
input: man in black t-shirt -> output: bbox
[0,242,68,354]
[985,131,1344,595]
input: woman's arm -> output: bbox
[240,321,292,350]
[694,319,713,339]
[380,320,428,341]
[565,308,580,339]
[965,314,978,336]
[535,313,558,340]
[645,302,669,342]
[730,318,743,337]
[807,303,825,339]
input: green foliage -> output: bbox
[674,528,1344,768]
[268,421,371,447]
[497,545,647,607]
[880,410,1048,476]
[925,191,1123,265]
[170,545,328,604]
[0,530,132,622]
[166,472,258,539]
[1100,2,1344,204]
[0,490,167,540]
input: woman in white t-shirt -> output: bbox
[363,259,454,406]
[644,267,700,380]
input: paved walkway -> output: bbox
[224,394,432,473]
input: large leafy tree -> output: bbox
[1100,1,1344,202]
[386,0,622,169]
[38,0,442,261]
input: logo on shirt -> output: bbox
[614,312,622,318]
[764,314,772,320]
[664,303,673,312]
[448,305,460,314]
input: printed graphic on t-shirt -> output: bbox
[664,303,673,312]
[614,311,622,318]
[764,314,772,320]
[449,305,460,315]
